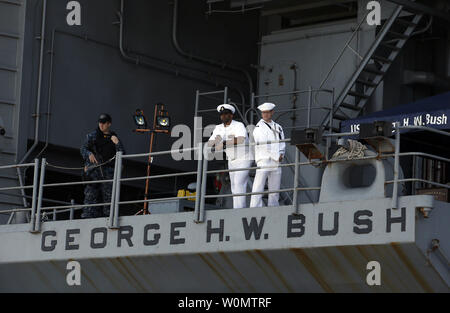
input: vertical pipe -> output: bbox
[52,208,56,221]
[143,132,155,213]
[193,143,203,223]
[199,144,209,223]
[223,86,228,104]
[194,90,201,149]
[34,158,47,232]
[18,0,47,165]
[293,148,300,215]
[412,155,416,195]
[307,86,312,128]
[15,0,48,223]
[113,151,123,228]
[108,152,120,227]
[29,158,40,231]
[392,122,400,209]
[326,89,334,160]
[69,199,75,220]
[250,92,255,125]
[194,90,200,117]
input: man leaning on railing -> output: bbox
[208,104,252,209]
[80,113,125,219]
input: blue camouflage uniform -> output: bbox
[80,128,125,218]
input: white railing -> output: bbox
[0,124,448,232]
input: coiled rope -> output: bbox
[332,139,367,160]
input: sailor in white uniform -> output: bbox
[250,102,285,207]
[208,104,252,209]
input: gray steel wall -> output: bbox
[0,0,27,220]
[18,0,258,171]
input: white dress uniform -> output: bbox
[250,103,285,207]
[209,104,252,209]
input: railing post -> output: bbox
[69,199,75,220]
[194,90,200,117]
[109,152,120,228]
[307,86,312,128]
[194,143,203,223]
[34,158,46,232]
[198,144,209,223]
[29,158,40,232]
[112,151,123,228]
[292,148,300,215]
[326,88,335,160]
[392,122,400,209]
[250,92,255,125]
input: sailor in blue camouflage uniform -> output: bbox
[80,113,125,219]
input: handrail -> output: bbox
[385,179,449,189]
[0,162,35,170]
[2,125,449,231]
[0,159,39,229]
[321,5,405,127]
[315,10,371,102]
[253,88,333,99]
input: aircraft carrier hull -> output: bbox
[0,196,448,292]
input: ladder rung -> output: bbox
[363,67,385,75]
[356,78,377,87]
[348,91,370,99]
[395,18,417,27]
[371,55,392,64]
[387,30,409,40]
[340,102,360,111]
[380,42,401,51]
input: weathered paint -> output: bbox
[0,195,448,292]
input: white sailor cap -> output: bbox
[258,102,276,112]
[217,104,235,114]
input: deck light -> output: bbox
[132,103,170,215]
[290,128,324,160]
[359,121,395,154]
[134,109,147,129]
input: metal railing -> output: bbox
[0,125,448,232]
[0,159,39,229]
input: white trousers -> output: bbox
[228,160,251,209]
[250,167,282,207]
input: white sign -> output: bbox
[0,195,430,264]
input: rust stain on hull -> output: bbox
[218,252,256,293]
[254,250,294,293]
[204,253,243,292]
[115,257,148,292]
[291,248,333,293]
[391,243,434,293]
[90,258,122,292]
[198,253,235,292]
[125,256,157,292]
[245,250,283,292]
[321,247,359,293]
[29,263,56,292]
